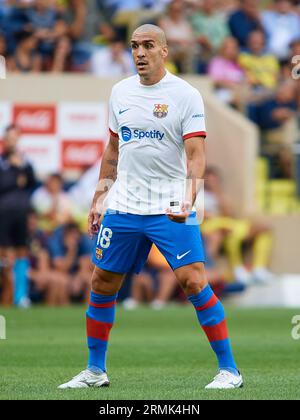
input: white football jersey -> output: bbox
[105,71,206,215]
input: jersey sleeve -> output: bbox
[108,88,119,138]
[181,89,207,141]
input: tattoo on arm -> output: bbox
[101,158,118,182]
[107,159,118,167]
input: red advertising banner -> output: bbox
[0,102,107,176]
[13,104,56,135]
[61,140,105,170]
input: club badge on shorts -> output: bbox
[153,104,168,119]
[95,248,103,260]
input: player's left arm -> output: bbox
[166,137,206,223]
[185,136,206,206]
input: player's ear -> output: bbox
[161,46,168,60]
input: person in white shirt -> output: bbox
[31,173,73,230]
[59,24,242,391]
[262,0,300,61]
[90,37,135,77]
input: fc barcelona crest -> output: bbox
[153,104,168,119]
[95,248,103,260]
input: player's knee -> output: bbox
[184,277,207,295]
[91,271,106,294]
[176,264,207,295]
[91,267,122,295]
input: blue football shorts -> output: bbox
[92,209,206,274]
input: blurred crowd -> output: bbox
[0,124,274,308]
[1,0,300,179]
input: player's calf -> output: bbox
[188,284,240,384]
[59,268,125,389]
[175,264,241,387]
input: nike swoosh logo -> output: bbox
[119,108,130,115]
[177,250,191,260]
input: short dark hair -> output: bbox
[15,30,35,44]
[63,223,80,235]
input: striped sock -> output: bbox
[86,291,117,373]
[188,285,238,374]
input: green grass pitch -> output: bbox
[0,305,299,400]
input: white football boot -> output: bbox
[58,369,110,389]
[205,370,243,390]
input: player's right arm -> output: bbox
[88,134,119,236]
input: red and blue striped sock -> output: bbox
[188,285,238,374]
[86,291,117,373]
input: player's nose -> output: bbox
[137,46,145,57]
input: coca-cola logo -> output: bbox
[13,105,56,134]
[62,140,104,169]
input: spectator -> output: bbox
[262,0,300,62]
[55,0,93,72]
[238,30,280,91]
[0,124,36,307]
[62,0,87,41]
[202,167,274,284]
[95,0,123,44]
[228,0,262,48]
[27,210,69,306]
[248,81,298,178]
[26,0,68,71]
[48,223,93,302]
[90,37,135,77]
[7,29,41,72]
[208,36,246,107]
[159,0,195,73]
[190,0,230,60]
[249,81,298,131]
[31,173,73,232]
[110,0,167,42]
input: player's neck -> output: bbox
[139,68,167,86]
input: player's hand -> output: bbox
[88,207,102,238]
[165,201,191,224]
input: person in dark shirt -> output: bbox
[0,124,36,306]
[48,223,93,302]
[7,29,42,73]
[228,0,263,48]
[249,82,298,130]
[248,81,298,178]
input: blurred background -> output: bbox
[1,0,300,310]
